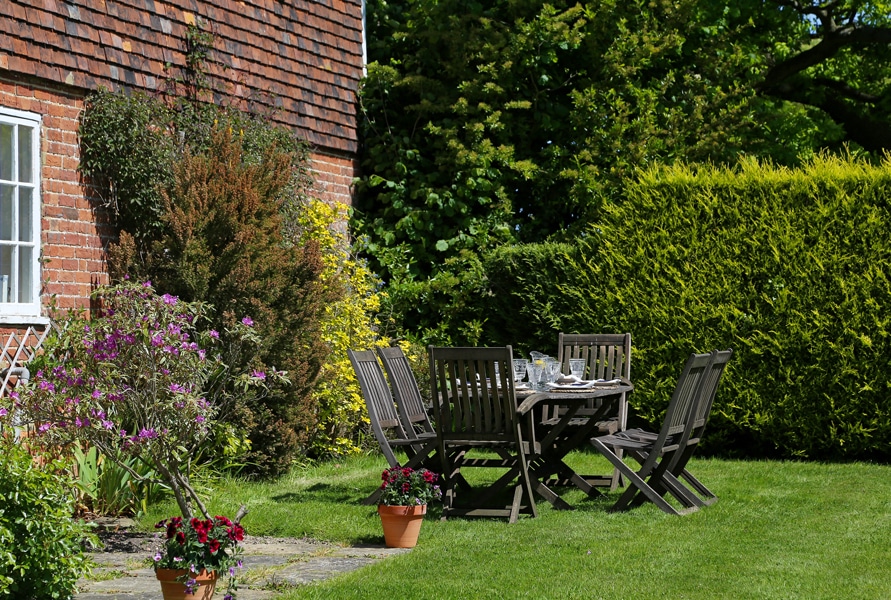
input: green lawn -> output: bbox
[140,453,891,599]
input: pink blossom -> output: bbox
[241,316,253,327]
[251,370,266,380]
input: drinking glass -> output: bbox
[526,361,544,390]
[545,357,561,383]
[569,358,586,380]
[512,359,529,383]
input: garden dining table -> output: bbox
[515,382,634,510]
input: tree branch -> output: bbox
[759,25,891,91]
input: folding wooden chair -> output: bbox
[428,345,538,523]
[645,348,733,508]
[348,349,438,505]
[377,346,436,439]
[591,351,712,515]
[555,332,632,490]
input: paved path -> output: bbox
[77,524,409,599]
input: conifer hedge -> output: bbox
[482,154,891,460]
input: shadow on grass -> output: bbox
[271,481,373,505]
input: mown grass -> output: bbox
[139,453,891,599]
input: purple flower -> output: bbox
[0,408,7,417]
[195,415,206,423]
[142,281,152,288]
[137,428,158,440]
[241,316,253,327]
[154,552,162,562]
[162,293,178,305]
[251,370,266,380]
[209,330,219,339]
[169,383,185,393]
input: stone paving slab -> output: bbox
[76,533,410,599]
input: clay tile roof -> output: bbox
[1,0,364,154]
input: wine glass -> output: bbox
[512,359,529,384]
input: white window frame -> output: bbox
[0,107,42,323]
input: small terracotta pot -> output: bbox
[155,567,218,600]
[378,504,427,548]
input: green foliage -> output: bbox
[79,89,176,239]
[355,0,842,288]
[0,443,96,599]
[69,444,168,517]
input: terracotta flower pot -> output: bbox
[155,568,218,600]
[378,504,427,548]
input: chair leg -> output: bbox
[591,439,690,516]
[679,469,718,505]
[361,486,383,506]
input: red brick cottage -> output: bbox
[0,0,365,340]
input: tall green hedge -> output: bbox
[481,154,891,460]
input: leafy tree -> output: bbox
[357,1,833,280]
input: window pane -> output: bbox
[18,125,33,183]
[0,246,10,303]
[18,188,31,242]
[0,124,12,181]
[0,184,13,241]
[18,246,31,303]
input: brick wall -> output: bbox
[0,76,113,315]
[310,151,360,208]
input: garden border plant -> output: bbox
[7,280,284,520]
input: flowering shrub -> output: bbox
[8,280,285,520]
[153,515,244,599]
[296,199,389,457]
[378,466,442,506]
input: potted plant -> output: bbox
[151,515,245,600]
[377,466,442,548]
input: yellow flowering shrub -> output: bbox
[296,200,388,457]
